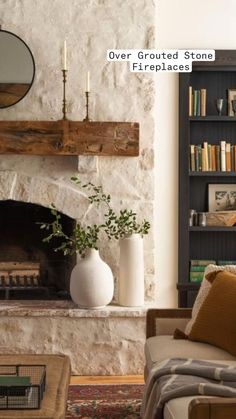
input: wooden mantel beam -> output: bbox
[0,120,139,156]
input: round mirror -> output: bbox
[0,29,35,108]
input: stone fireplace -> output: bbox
[0,200,76,299]
[0,0,156,375]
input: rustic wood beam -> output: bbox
[0,120,139,156]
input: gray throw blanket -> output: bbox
[141,358,236,419]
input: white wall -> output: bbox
[155,0,236,307]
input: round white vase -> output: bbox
[70,248,114,309]
[119,233,144,307]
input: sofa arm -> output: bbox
[189,397,236,419]
[146,308,192,338]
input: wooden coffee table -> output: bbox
[0,354,70,419]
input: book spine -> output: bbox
[190,259,216,266]
[189,86,193,117]
[190,266,206,272]
[218,260,236,265]
[203,141,209,171]
[211,145,216,171]
[197,145,202,171]
[190,145,195,171]
[195,146,199,171]
[189,271,205,282]
[234,145,236,171]
[226,142,231,171]
[208,144,212,171]
[197,90,201,116]
[231,145,234,172]
[193,90,198,116]
[220,140,226,171]
[216,145,220,171]
[200,88,206,116]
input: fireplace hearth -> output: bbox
[0,200,76,299]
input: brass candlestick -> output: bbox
[83,91,91,121]
[62,69,68,120]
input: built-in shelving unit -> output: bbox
[178,50,236,308]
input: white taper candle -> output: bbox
[86,71,90,92]
[63,40,67,70]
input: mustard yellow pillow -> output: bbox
[189,270,236,356]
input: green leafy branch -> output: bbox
[39,177,150,256]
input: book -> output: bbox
[234,145,236,171]
[190,145,195,171]
[190,259,216,266]
[193,90,198,116]
[189,86,193,117]
[0,376,31,397]
[211,145,216,171]
[196,90,201,116]
[197,145,202,171]
[189,271,205,282]
[203,141,209,170]
[200,88,206,116]
[220,140,226,171]
[190,266,206,272]
[208,144,212,171]
[218,260,236,265]
[231,145,235,172]
[226,142,231,171]
[195,146,199,171]
[216,145,221,171]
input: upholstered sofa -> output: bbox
[144,308,236,419]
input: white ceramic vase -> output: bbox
[70,248,114,309]
[119,233,144,307]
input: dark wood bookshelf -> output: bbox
[178,50,236,308]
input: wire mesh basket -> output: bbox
[0,364,46,409]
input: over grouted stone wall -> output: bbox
[0,0,155,302]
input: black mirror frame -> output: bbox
[0,28,36,109]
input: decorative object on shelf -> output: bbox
[208,183,236,211]
[70,249,114,308]
[198,212,207,227]
[62,41,68,120]
[83,71,91,122]
[189,209,197,227]
[206,211,236,227]
[232,99,236,116]
[215,98,224,116]
[39,177,150,308]
[227,88,236,116]
[0,27,35,109]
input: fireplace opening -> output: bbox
[0,200,76,300]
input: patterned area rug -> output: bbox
[66,384,144,419]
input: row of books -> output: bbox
[189,86,206,117]
[189,259,236,282]
[189,141,236,172]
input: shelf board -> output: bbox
[177,283,200,291]
[189,171,236,176]
[189,226,236,232]
[189,116,236,122]
[0,120,139,156]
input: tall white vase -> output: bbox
[70,248,114,309]
[119,233,144,307]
